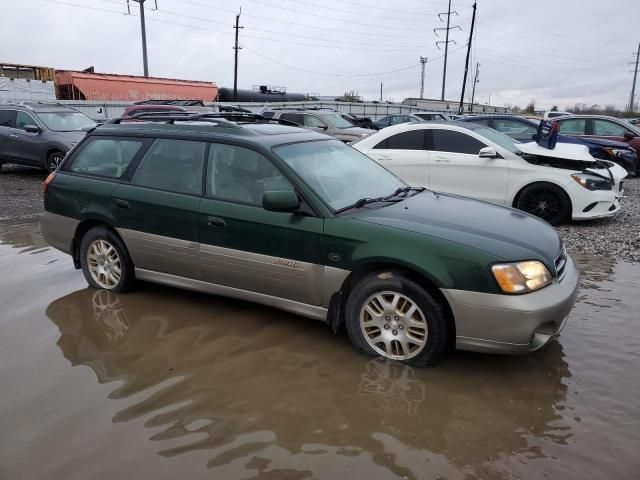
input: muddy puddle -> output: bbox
[1,221,639,479]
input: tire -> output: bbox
[516,183,571,226]
[79,226,135,293]
[344,270,450,367]
[46,151,65,172]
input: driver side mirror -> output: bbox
[623,131,636,140]
[479,147,499,159]
[23,124,41,133]
[263,190,300,212]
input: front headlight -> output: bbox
[491,261,552,294]
[571,173,613,191]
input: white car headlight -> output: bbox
[491,260,552,294]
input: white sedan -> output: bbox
[352,122,626,225]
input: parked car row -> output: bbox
[40,111,579,366]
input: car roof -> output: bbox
[92,121,327,147]
[461,115,537,124]
[0,102,77,113]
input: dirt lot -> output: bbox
[0,164,47,222]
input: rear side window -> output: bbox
[132,139,206,195]
[557,119,586,135]
[0,110,16,128]
[373,130,425,150]
[431,129,486,154]
[69,138,143,178]
[280,113,304,125]
[207,143,293,205]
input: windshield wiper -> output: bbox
[335,187,425,213]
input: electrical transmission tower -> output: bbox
[233,9,243,101]
[434,0,461,101]
[629,42,639,112]
[419,57,428,99]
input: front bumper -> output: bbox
[442,254,580,354]
[567,178,625,221]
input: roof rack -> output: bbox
[107,111,303,128]
[134,99,205,106]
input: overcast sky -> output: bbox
[1,0,638,109]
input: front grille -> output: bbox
[555,243,567,279]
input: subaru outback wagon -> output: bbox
[40,112,579,366]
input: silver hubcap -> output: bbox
[49,155,63,171]
[87,239,122,289]
[360,290,428,361]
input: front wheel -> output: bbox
[345,271,451,367]
[516,183,571,226]
[47,151,65,172]
[80,226,135,293]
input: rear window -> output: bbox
[68,138,143,178]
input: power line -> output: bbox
[276,0,442,22]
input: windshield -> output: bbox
[37,111,96,131]
[323,113,355,129]
[473,126,521,153]
[274,140,405,211]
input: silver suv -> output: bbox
[261,108,372,142]
[0,102,96,172]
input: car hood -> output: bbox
[54,130,87,144]
[335,126,374,137]
[351,191,562,267]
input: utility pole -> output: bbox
[131,0,149,77]
[435,0,460,101]
[458,2,477,115]
[380,82,383,102]
[233,9,243,102]
[629,42,640,112]
[469,62,479,113]
[419,57,428,99]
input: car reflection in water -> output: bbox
[46,284,571,480]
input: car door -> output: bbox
[427,128,509,205]
[11,111,47,165]
[110,137,205,280]
[199,142,325,305]
[0,109,17,161]
[365,129,429,186]
[589,118,633,143]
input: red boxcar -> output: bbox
[55,70,218,102]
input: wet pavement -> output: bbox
[0,220,639,480]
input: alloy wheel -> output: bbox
[359,290,428,361]
[48,154,64,172]
[87,239,122,289]
[521,188,562,221]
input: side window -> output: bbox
[132,139,205,195]
[557,119,586,135]
[493,119,536,135]
[280,113,304,125]
[261,111,275,119]
[471,118,492,127]
[373,130,425,150]
[431,129,486,155]
[593,120,628,136]
[304,115,327,128]
[69,138,143,178]
[0,110,16,128]
[16,112,37,130]
[207,143,293,206]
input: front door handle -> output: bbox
[433,158,451,163]
[114,199,130,209]
[207,216,226,229]
[10,134,18,138]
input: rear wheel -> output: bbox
[47,151,65,172]
[517,183,571,226]
[345,270,450,367]
[80,226,135,293]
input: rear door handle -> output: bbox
[114,199,130,209]
[207,216,226,229]
[433,157,451,163]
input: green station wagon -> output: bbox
[40,113,580,366]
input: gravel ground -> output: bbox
[1,163,639,262]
